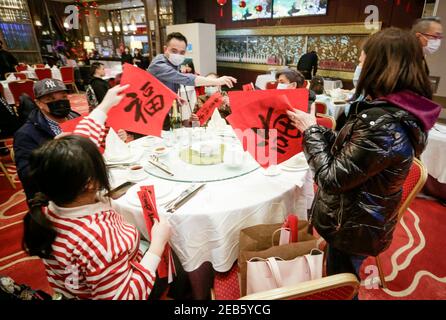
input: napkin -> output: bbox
[51,65,58,70]
[207,108,226,130]
[6,74,17,81]
[103,128,132,162]
[44,64,50,68]
[27,65,33,71]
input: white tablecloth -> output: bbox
[1,80,15,105]
[421,123,446,183]
[255,74,276,90]
[111,130,314,272]
[315,94,349,120]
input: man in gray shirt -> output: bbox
[148,32,237,130]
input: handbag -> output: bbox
[239,219,320,296]
[246,249,324,295]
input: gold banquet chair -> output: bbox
[375,158,428,288]
[239,273,359,300]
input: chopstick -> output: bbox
[148,159,174,176]
[167,184,205,213]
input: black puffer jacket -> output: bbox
[303,90,441,256]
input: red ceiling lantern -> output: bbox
[239,1,246,8]
[82,1,89,7]
[217,0,227,17]
[84,9,90,16]
[94,10,100,17]
[91,1,98,8]
[255,5,263,13]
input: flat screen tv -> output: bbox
[273,0,328,18]
[232,0,274,21]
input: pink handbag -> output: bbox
[246,249,324,295]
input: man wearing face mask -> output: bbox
[13,79,80,200]
[148,32,237,130]
[276,69,316,113]
[412,16,443,75]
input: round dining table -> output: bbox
[109,127,314,274]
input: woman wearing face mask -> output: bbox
[14,79,81,200]
[276,69,316,113]
[194,73,231,121]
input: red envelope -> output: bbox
[107,63,178,137]
[227,89,309,168]
[195,92,223,125]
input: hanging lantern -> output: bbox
[84,9,90,16]
[255,5,263,13]
[217,0,227,18]
[94,10,100,17]
[91,1,98,8]
[239,1,246,8]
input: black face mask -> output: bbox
[47,99,71,118]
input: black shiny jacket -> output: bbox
[304,100,427,256]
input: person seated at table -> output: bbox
[22,86,173,299]
[194,73,231,121]
[309,76,325,95]
[412,16,443,75]
[286,27,441,284]
[0,40,18,81]
[276,69,316,113]
[13,79,81,201]
[89,62,110,105]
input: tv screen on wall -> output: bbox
[232,1,328,21]
[232,0,274,21]
[274,0,328,18]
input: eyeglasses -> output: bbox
[421,33,444,40]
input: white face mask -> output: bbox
[276,83,290,90]
[168,53,186,66]
[205,86,219,96]
[353,65,362,88]
[424,38,442,55]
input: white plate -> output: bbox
[125,181,175,207]
[127,172,149,183]
[106,149,144,165]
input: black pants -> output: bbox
[326,245,366,281]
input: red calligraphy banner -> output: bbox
[196,92,223,125]
[107,63,178,137]
[137,185,175,280]
[227,89,309,168]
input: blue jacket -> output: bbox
[13,109,80,200]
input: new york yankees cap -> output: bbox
[34,78,68,99]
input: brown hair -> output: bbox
[276,69,305,88]
[354,28,433,100]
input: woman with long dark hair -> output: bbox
[287,28,441,281]
[23,86,172,300]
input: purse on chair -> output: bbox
[246,249,324,295]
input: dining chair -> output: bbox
[15,63,28,72]
[5,72,27,80]
[0,158,15,189]
[375,158,427,288]
[8,80,35,106]
[211,263,359,300]
[34,64,45,69]
[316,113,336,130]
[265,81,278,89]
[60,66,79,93]
[34,68,52,80]
[315,102,328,114]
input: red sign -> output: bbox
[137,185,175,280]
[195,92,223,125]
[227,89,309,168]
[107,63,178,137]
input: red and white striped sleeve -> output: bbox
[85,250,160,300]
[73,109,108,149]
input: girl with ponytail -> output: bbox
[22,85,172,300]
